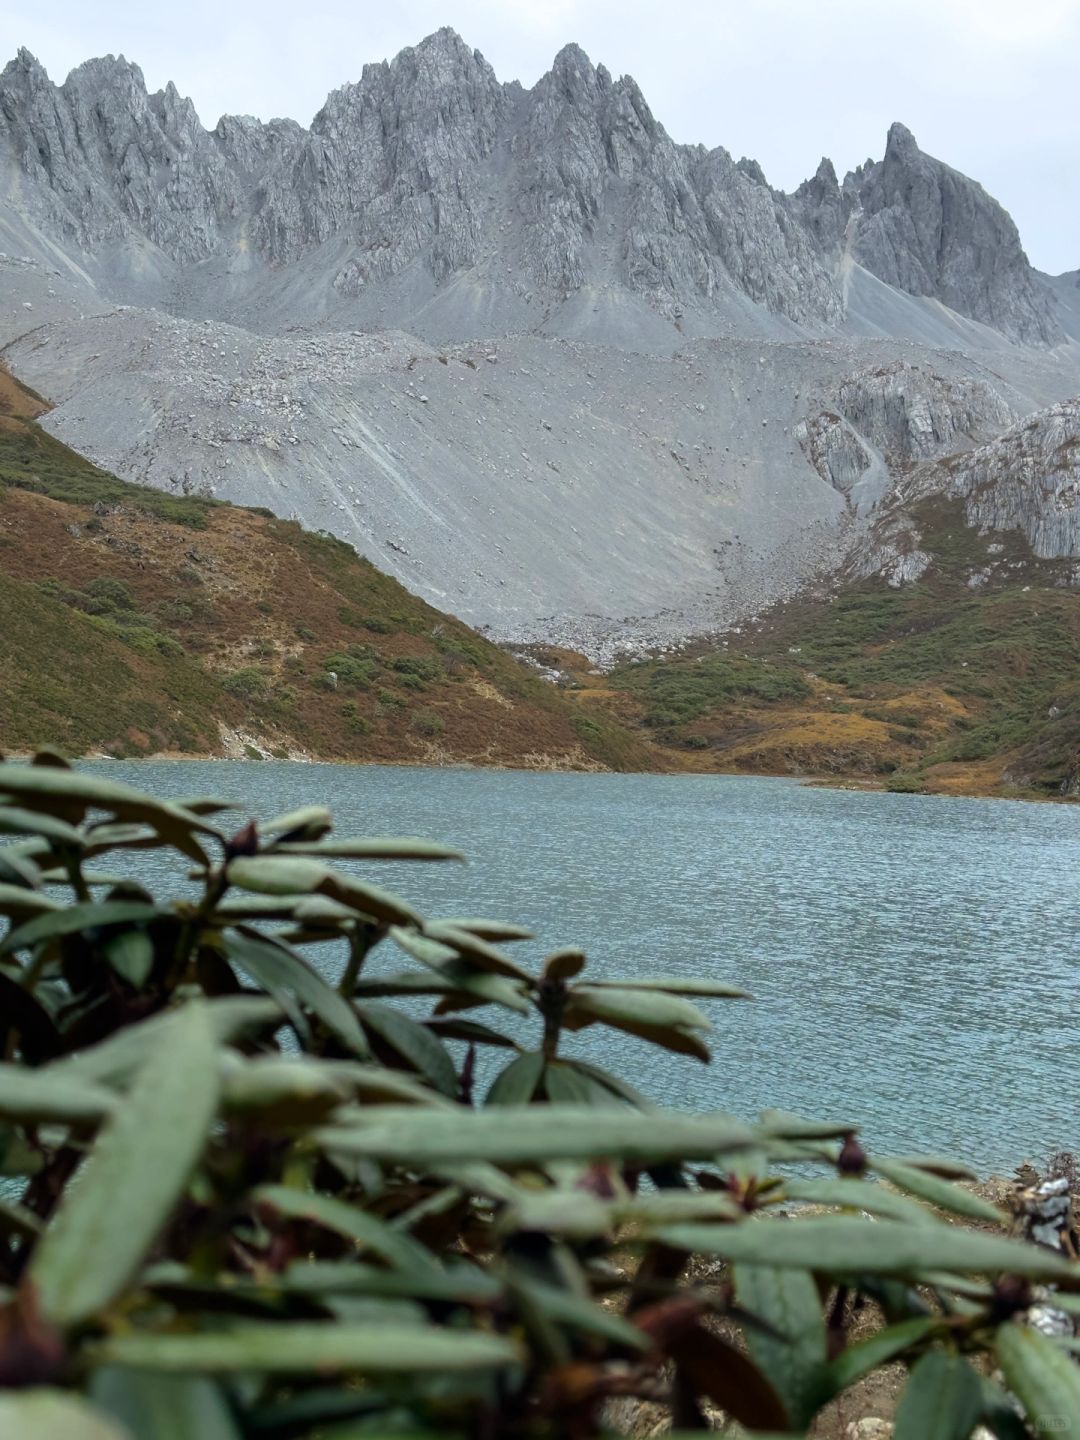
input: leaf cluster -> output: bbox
[0,754,1076,1436]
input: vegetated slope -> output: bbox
[569,498,1080,798]
[0,368,648,769]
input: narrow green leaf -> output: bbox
[83,823,168,856]
[893,1350,983,1440]
[47,996,282,1087]
[563,986,713,1061]
[758,1112,859,1140]
[0,881,61,915]
[423,1016,519,1049]
[783,1177,943,1226]
[91,1323,518,1374]
[29,1002,220,1327]
[563,1008,711,1062]
[437,917,534,942]
[0,1064,117,1124]
[583,975,750,998]
[357,1002,458,1096]
[224,855,326,895]
[506,1187,743,1238]
[261,806,333,839]
[0,767,218,862]
[317,1105,757,1165]
[422,922,533,981]
[996,1323,1080,1434]
[0,901,162,956]
[975,1374,1032,1440]
[279,1259,501,1303]
[568,985,711,1031]
[103,929,155,988]
[892,1154,979,1180]
[326,1063,453,1107]
[871,1157,1006,1223]
[0,807,85,848]
[825,1317,940,1392]
[90,1369,240,1440]
[0,1196,44,1240]
[562,1058,653,1109]
[485,1051,544,1106]
[221,1057,353,1125]
[735,1265,828,1428]
[275,837,463,861]
[512,1273,649,1350]
[656,1217,1076,1281]
[223,929,368,1057]
[170,796,237,817]
[543,948,586,981]
[0,1391,129,1439]
[226,856,419,926]
[254,1184,441,1273]
[544,1061,608,1105]
[353,970,459,998]
[389,928,531,1012]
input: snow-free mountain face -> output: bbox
[0,29,1078,654]
[0,30,1068,345]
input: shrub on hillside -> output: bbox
[0,756,1075,1435]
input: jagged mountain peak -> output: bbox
[847,121,1059,344]
[883,120,919,156]
[0,34,1068,349]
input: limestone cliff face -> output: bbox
[0,33,1063,342]
[0,49,235,262]
[796,361,1018,505]
[914,399,1080,557]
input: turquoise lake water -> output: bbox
[93,761,1080,1174]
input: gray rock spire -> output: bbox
[849,122,1060,344]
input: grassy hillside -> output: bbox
[0,367,649,770]
[8,358,1078,796]
[570,499,1080,798]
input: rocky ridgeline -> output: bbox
[0,30,1078,652]
[0,31,1069,344]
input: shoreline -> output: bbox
[21,747,1075,805]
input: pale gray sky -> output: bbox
[2,0,1076,274]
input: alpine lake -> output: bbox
[95,761,1080,1175]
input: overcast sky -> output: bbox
[2,0,1076,274]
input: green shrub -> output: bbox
[887,771,926,793]
[393,656,444,683]
[222,667,268,701]
[0,758,1070,1438]
[323,651,380,690]
[412,707,445,737]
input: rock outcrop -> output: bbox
[913,398,1080,557]
[796,361,1018,511]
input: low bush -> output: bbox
[0,758,1074,1436]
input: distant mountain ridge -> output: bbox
[0,30,1071,345]
[0,30,1078,655]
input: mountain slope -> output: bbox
[575,433,1080,798]
[0,366,647,768]
[0,30,1077,656]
